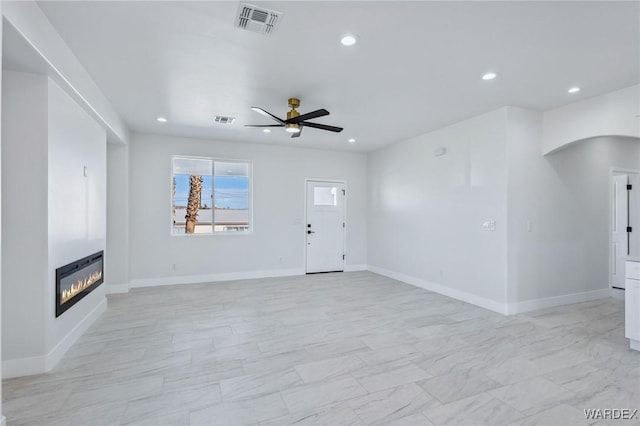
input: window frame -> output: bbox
[170,155,253,236]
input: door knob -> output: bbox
[307,230,315,234]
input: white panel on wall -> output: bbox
[0,0,4,416]
[106,143,130,290]
[1,71,49,363]
[367,108,509,307]
[47,78,107,354]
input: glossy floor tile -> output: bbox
[3,272,638,425]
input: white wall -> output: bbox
[1,71,107,378]
[1,71,48,363]
[46,79,107,357]
[367,105,639,314]
[2,0,128,144]
[106,143,130,292]
[367,108,509,312]
[542,84,640,155]
[0,0,4,419]
[522,136,639,299]
[129,133,367,285]
[504,108,637,309]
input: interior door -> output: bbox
[306,181,345,273]
[612,174,629,289]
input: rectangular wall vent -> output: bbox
[214,116,236,124]
[235,3,282,35]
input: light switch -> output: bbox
[434,147,447,157]
[482,220,496,231]
[83,166,88,177]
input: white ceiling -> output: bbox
[36,1,639,152]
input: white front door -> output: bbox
[612,174,629,289]
[306,180,345,273]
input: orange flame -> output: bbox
[61,270,102,304]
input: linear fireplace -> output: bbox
[55,251,104,317]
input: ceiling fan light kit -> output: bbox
[246,97,343,138]
[285,124,301,133]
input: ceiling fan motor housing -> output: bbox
[286,109,299,120]
[286,98,301,132]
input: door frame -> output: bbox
[304,178,347,274]
[609,167,640,290]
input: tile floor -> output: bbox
[3,272,639,425]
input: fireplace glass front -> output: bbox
[56,251,104,317]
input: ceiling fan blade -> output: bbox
[300,121,343,133]
[285,109,329,124]
[291,126,303,138]
[244,124,283,127]
[250,107,285,124]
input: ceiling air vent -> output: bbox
[214,116,236,124]
[235,3,282,35]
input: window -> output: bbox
[172,156,251,235]
[314,186,338,206]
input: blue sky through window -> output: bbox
[174,174,248,209]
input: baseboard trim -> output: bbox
[105,282,131,294]
[345,264,368,272]
[105,265,369,291]
[130,268,305,289]
[2,298,107,379]
[45,298,108,371]
[367,266,612,316]
[367,265,508,315]
[610,287,625,300]
[505,288,610,315]
[1,355,45,379]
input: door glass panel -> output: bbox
[314,187,337,206]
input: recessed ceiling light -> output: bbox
[340,34,358,46]
[263,129,271,133]
[568,87,581,94]
[348,138,356,143]
[482,72,497,81]
[156,117,167,123]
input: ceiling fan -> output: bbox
[245,98,343,138]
